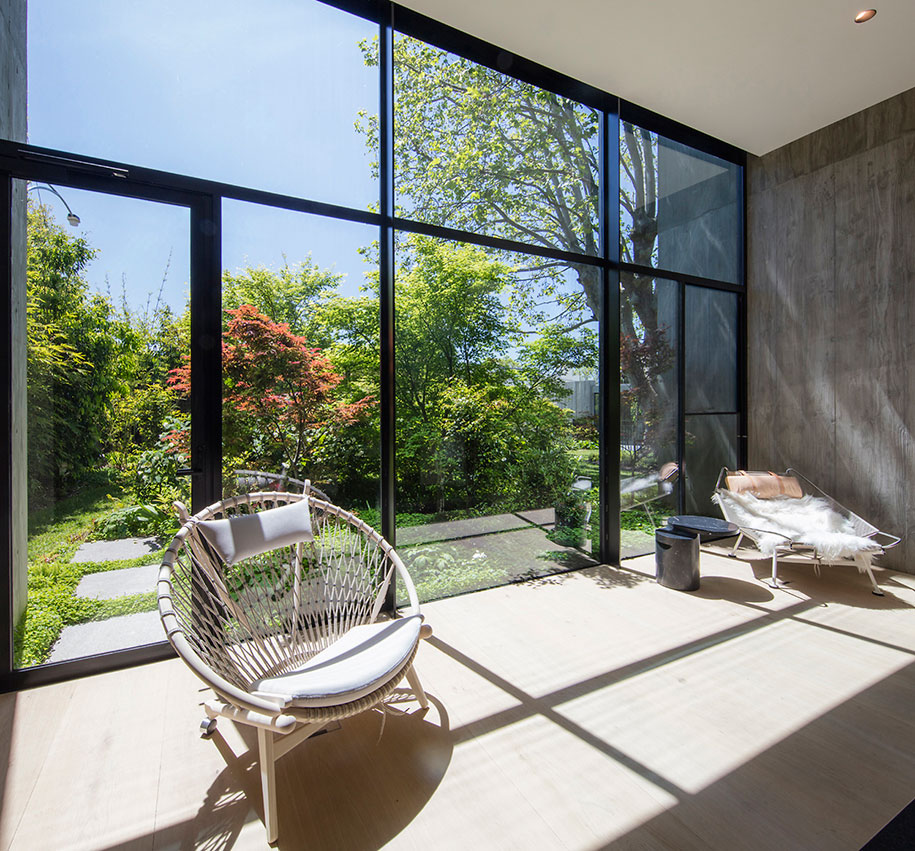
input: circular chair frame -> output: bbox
[157,490,429,844]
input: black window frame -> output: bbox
[0,0,746,691]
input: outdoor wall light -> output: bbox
[854,9,877,23]
[27,182,81,226]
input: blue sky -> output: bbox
[28,0,379,312]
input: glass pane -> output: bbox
[620,272,679,558]
[621,123,741,283]
[395,234,600,603]
[220,200,379,516]
[28,1,378,207]
[394,34,600,256]
[17,181,189,668]
[684,414,739,515]
[684,286,738,413]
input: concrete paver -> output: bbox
[48,610,164,663]
[76,563,159,600]
[71,537,161,564]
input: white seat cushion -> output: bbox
[251,615,423,708]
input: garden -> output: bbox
[18,34,676,665]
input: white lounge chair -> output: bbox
[713,468,900,595]
[157,488,430,844]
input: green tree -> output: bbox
[26,204,130,501]
[169,305,374,483]
[395,237,516,420]
[390,236,582,513]
[222,259,342,345]
[358,36,669,468]
[359,36,601,307]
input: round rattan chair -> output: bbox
[157,488,430,844]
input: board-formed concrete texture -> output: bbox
[747,86,915,574]
[2,0,28,627]
[0,0,26,142]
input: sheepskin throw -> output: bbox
[713,491,881,561]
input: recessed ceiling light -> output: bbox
[855,9,877,23]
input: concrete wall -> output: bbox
[0,2,26,143]
[1,0,28,622]
[561,378,596,419]
[657,137,740,284]
[747,86,915,572]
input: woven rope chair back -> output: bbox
[161,492,396,693]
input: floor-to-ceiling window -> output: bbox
[619,120,744,555]
[1,0,744,688]
[3,0,383,679]
[390,34,603,599]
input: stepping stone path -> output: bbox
[46,537,166,664]
[71,537,160,563]
[76,563,160,600]
[48,610,164,664]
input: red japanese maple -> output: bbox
[168,305,373,476]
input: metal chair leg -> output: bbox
[768,552,780,588]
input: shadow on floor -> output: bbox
[0,692,13,834]
[109,690,453,851]
[423,622,915,850]
[588,563,655,590]
[691,575,776,604]
[747,561,915,611]
[595,659,915,849]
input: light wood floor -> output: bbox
[2,552,915,850]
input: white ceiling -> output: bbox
[399,0,915,156]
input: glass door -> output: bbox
[9,177,213,671]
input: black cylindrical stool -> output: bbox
[655,526,700,591]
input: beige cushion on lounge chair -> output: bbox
[251,614,424,708]
[725,471,803,499]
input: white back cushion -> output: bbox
[197,499,313,565]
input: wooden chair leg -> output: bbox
[258,727,279,844]
[406,665,429,709]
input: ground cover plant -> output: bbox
[18,485,163,667]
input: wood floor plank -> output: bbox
[2,553,914,850]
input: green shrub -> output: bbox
[546,525,587,548]
[110,384,177,455]
[352,504,381,528]
[90,503,176,541]
[620,508,657,534]
[133,448,181,503]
